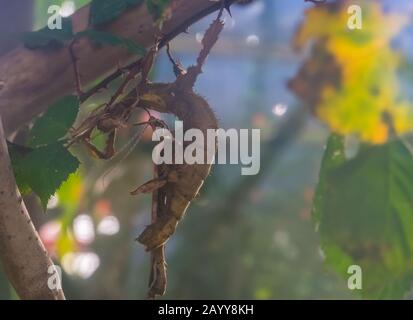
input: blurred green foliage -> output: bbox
[29,95,79,147]
[314,135,413,298]
[76,30,146,55]
[89,0,144,26]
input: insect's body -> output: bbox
[136,83,218,251]
[133,13,224,296]
[69,7,225,297]
[69,100,133,159]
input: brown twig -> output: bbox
[79,59,142,103]
[105,61,142,109]
[78,0,238,105]
[68,40,84,97]
[1,0,241,135]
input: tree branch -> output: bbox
[0,117,65,299]
[0,0,236,135]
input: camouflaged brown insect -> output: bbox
[69,6,225,298]
[131,15,224,297]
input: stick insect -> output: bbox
[130,8,225,298]
[68,43,160,158]
[68,2,226,299]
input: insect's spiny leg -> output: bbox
[166,43,187,77]
[147,165,167,299]
[100,123,149,186]
[82,130,116,159]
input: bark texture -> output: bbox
[0,117,65,299]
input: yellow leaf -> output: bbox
[290,0,411,143]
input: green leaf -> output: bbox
[90,0,144,26]
[76,30,146,55]
[29,95,79,147]
[22,17,74,49]
[7,142,34,195]
[9,142,80,210]
[57,171,83,217]
[90,0,126,25]
[314,135,413,298]
[312,134,346,224]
